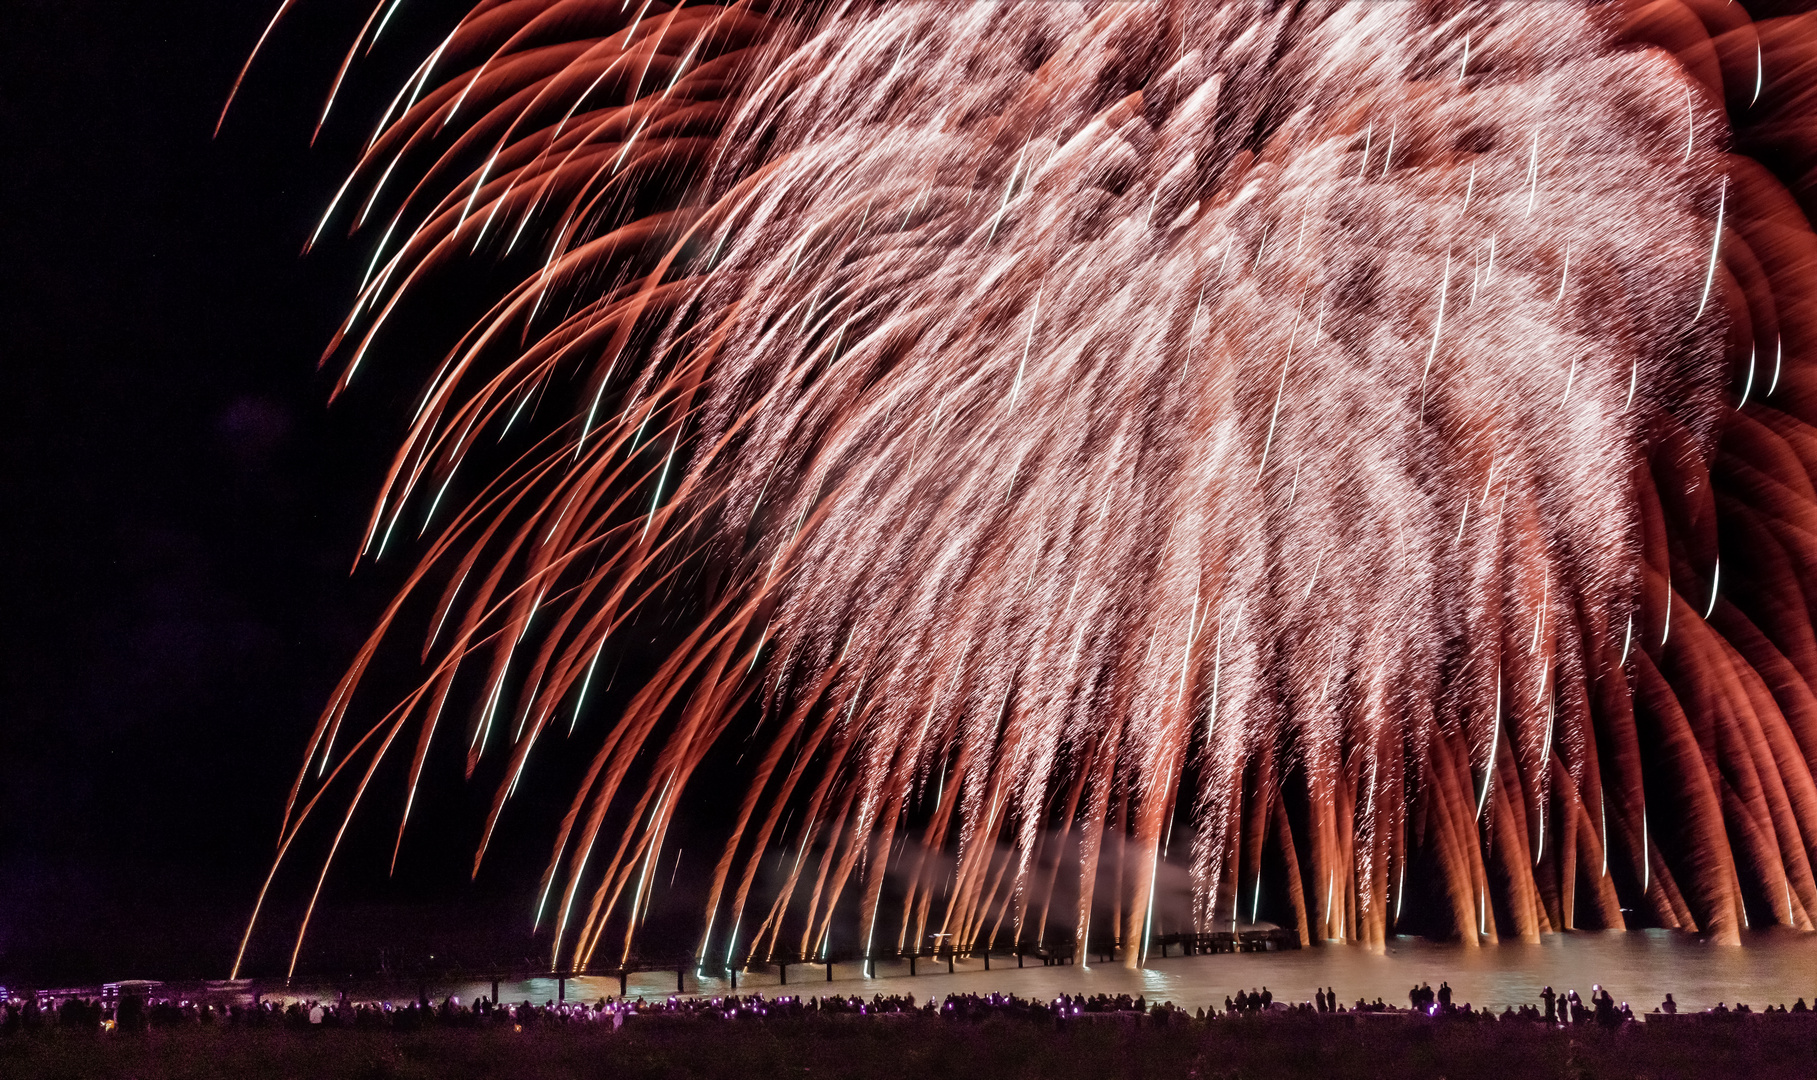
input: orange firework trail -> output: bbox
[230,1,1817,979]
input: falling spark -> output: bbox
[1684,85,1696,163]
[1418,253,1452,413]
[1525,128,1542,216]
[1010,289,1041,411]
[1696,177,1726,321]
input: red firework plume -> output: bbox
[229,0,1817,979]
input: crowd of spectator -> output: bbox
[3,981,1814,1035]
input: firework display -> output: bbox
[231,1,1817,978]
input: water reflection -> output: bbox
[377,931,1817,1014]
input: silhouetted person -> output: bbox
[1437,982,1452,1008]
[1261,988,1272,1008]
[117,993,145,1034]
[1541,986,1557,1023]
[1316,988,1328,1012]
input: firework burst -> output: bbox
[232,0,1817,978]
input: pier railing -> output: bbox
[13,928,1301,1006]
[463,928,1299,999]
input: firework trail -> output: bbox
[230,1,1817,977]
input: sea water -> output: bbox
[349,930,1817,1015]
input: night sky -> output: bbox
[2,0,566,985]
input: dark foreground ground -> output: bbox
[2,1017,1812,1080]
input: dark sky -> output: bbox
[1,0,557,985]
